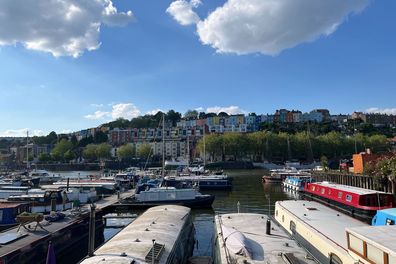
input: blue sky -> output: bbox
[0,0,395,136]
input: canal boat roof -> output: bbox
[80,205,191,264]
[276,200,367,250]
[346,225,396,255]
[215,213,316,264]
[309,181,389,196]
[0,202,28,209]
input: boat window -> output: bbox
[328,189,331,195]
[0,211,3,221]
[289,221,296,234]
[389,254,396,264]
[282,215,285,223]
[346,194,352,202]
[367,243,384,264]
[321,188,325,194]
[330,253,342,264]
[312,186,315,191]
[348,234,364,256]
[276,210,278,217]
[386,218,395,225]
[338,192,343,199]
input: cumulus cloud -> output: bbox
[85,103,141,120]
[365,107,396,115]
[0,0,134,57]
[169,0,368,55]
[90,103,104,108]
[166,0,201,26]
[0,129,45,137]
[206,106,247,115]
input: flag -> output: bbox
[46,241,56,264]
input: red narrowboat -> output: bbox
[304,182,395,222]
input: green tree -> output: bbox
[96,143,111,159]
[117,144,135,160]
[166,110,182,126]
[138,143,152,159]
[83,144,97,161]
[183,110,198,120]
[38,153,51,162]
[64,150,75,161]
[51,139,73,161]
[94,131,108,143]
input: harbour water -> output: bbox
[50,169,297,262]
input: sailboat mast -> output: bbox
[203,124,206,167]
[187,135,190,165]
[26,130,29,170]
[162,114,165,178]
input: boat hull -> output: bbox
[262,176,283,183]
[163,178,232,190]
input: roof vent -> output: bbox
[306,207,317,211]
[145,228,150,231]
[120,252,127,257]
[134,238,140,242]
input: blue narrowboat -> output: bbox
[372,208,396,226]
[0,202,30,230]
[282,175,312,191]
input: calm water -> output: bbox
[51,170,298,261]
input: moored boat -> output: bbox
[282,175,312,191]
[262,167,311,184]
[275,200,367,264]
[120,186,214,209]
[213,212,317,264]
[162,174,232,190]
[303,182,395,221]
[371,208,396,226]
[80,205,195,264]
[0,202,30,231]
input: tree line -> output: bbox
[196,131,389,163]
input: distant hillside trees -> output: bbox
[197,131,389,163]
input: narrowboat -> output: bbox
[120,186,214,209]
[371,208,396,226]
[213,212,317,264]
[304,182,395,221]
[80,205,195,264]
[282,175,312,191]
[162,174,232,190]
[275,200,367,264]
[0,202,30,231]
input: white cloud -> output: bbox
[206,106,247,115]
[170,0,368,55]
[85,103,141,120]
[0,129,45,137]
[166,0,201,26]
[365,107,396,115]
[0,0,134,57]
[146,109,164,115]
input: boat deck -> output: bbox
[0,189,135,259]
[308,182,387,195]
[214,213,317,264]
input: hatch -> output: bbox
[145,242,165,263]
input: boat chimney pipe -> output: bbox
[66,178,69,191]
[88,204,96,257]
[266,219,271,235]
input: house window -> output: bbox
[338,192,343,199]
[346,194,352,202]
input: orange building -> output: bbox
[353,150,393,174]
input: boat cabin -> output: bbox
[346,225,396,264]
[0,202,30,229]
[372,208,396,226]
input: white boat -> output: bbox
[214,213,317,264]
[275,200,367,264]
[122,186,214,209]
[80,205,195,264]
[164,158,189,168]
[29,170,61,184]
